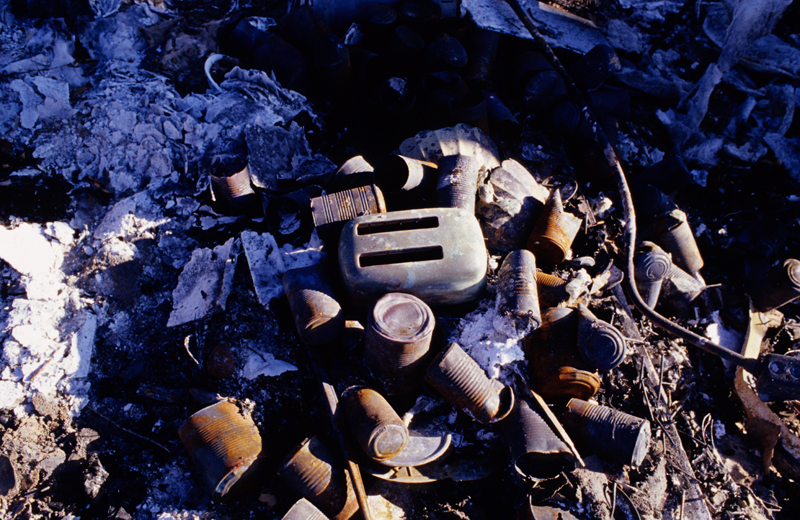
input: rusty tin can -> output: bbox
[311,184,387,246]
[424,343,515,424]
[562,399,650,467]
[341,386,409,461]
[364,292,436,396]
[326,156,374,192]
[634,241,672,309]
[535,272,569,308]
[435,154,480,213]
[748,258,800,312]
[338,207,488,306]
[278,436,358,520]
[209,162,257,210]
[463,27,499,88]
[504,399,574,481]
[282,498,330,520]
[282,264,344,348]
[526,189,583,265]
[178,400,263,500]
[373,154,436,193]
[576,304,626,370]
[651,209,704,275]
[496,250,542,333]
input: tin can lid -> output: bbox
[370,292,435,342]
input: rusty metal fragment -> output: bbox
[526,189,583,264]
[535,272,569,308]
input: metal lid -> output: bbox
[370,292,435,342]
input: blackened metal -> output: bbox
[209,162,258,210]
[464,27,499,88]
[435,154,480,213]
[252,33,313,93]
[634,241,672,309]
[526,189,583,264]
[311,184,387,246]
[535,272,569,308]
[449,93,490,134]
[588,87,631,120]
[364,292,435,396]
[659,263,706,315]
[562,399,650,467]
[313,33,352,96]
[278,436,359,520]
[282,498,330,520]
[748,259,800,313]
[496,250,542,332]
[755,353,800,402]
[504,399,574,481]
[266,185,323,244]
[338,207,488,306]
[483,92,521,142]
[282,264,344,348]
[651,209,704,275]
[565,44,621,92]
[178,400,263,499]
[425,342,515,424]
[386,25,426,64]
[341,386,409,461]
[326,156,374,192]
[373,155,437,193]
[576,304,626,370]
[427,33,468,69]
[277,5,330,56]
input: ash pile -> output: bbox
[1,0,800,519]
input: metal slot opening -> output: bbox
[356,216,439,235]
[359,246,444,267]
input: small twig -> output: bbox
[183,335,200,367]
[87,405,171,455]
[610,481,617,519]
[679,489,685,520]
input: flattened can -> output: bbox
[341,386,409,461]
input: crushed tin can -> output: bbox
[526,189,583,265]
[372,154,437,194]
[525,307,601,401]
[650,209,704,275]
[562,399,650,467]
[311,184,387,247]
[659,263,706,315]
[338,207,488,306]
[747,258,800,312]
[326,155,374,192]
[634,241,672,309]
[504,399,574,482]
[364,292,436,396]
[278,436,358,520]
[435,154,480,213]
[281,498,330,520]
[282,264,345,348]
[341,386,409,461]
[576,304,626,370]
[496,250,542,334]
[178,400,264,500]
[535,272,569,308]
[424,342,515,424]
[565,44,620,92]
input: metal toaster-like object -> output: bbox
[338,208,488,306]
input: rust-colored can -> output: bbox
[281,498,329,520]
[634,241,672,309]
[496,250,542,333]
[748,258,800,312]
[341,386,409,461]
[425,342,515,424]
[178,400,263,500]
[209,162,257,209]
[282,264,344,348]
[435,154,480,214]
[364,292,436,396]
[311,184,387,231]
[278,436,358,520]
[562,399,650,467]
[526,189,583,265]
[576,304,626,370]
[535,272,569,308]
[651,209,704,275]
[504,399,574,481]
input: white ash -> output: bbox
[703,311,744,372]
[241,343,297,380]
[565,269,593,305]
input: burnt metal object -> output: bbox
[364,292,436,396]
[266,185,323,244]
[576,304,626,370]
[425,342,515,424]
[562,399,650,467]
[755,353,800,402]
[435,154,480,213]
[311,184,387,247]
[634,241,672,309]
[278,436,359,520]
[326,156,374,192]
[650,209,704,275]
[338,207,488,306]
[209,162,258,211]
[427,33,468,69]
[496,250,542,333]
[282,498,330,520]
[483,92,522,142]
[341,386,409,461]
[535,272,569,308]
[373,155,437,194]
[565,44,620,92]
[516,52,567,111]
[504,399,574,481]
[178,400,263,500]
[526,189,583,264]
[464,27,499,88]
[748,258,800,313]
[449,93,490,135]
[659,263,706,315]
[282,264,344,348]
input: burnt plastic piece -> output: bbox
[526,189,583,264]
[178,400,263,500]
[338,207,488,306]
[565,44,621,92]
[311,184,387,247]
[364,293,436,396]
[748,259,800,313]
[496,250,542,333]
[651,209,704,275]
[634,241,672,309]
[281,498,329,520]
[504,399,574,481]
[576,304,626,370]
[425,343,515,424]
[341,386,409,461]
[282,264,344,347]
[435,154,480,213]
[562,399,650,467]
[278,437,358,520]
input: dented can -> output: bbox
[651,209,704,275]
[526,189,583,264]
[425,342,515,424]
[576,304,626,370]
[435,154,480,213]
[178,400,263,500]
[282,264,345,348]
[562,399,650,467]
[278,436,358,520]
[341,386,409,461]
[496,250,542,333]
[281,498,330,520]
[504,399,574,481]
[365,292,435,396]
[634,241,672,309]
[748,258,800,312]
